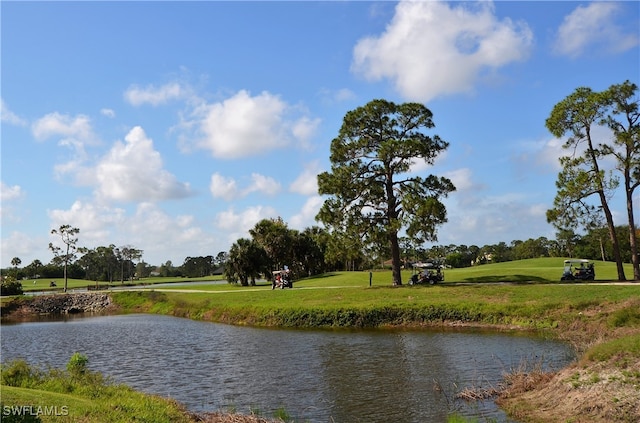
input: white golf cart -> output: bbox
[410,262,444,285]
[561,259,595,281]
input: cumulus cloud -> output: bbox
[352,1,533,102]
[0,182,24,223]
[215,205,278,243]
[289,161,321,195]
[46,201,212,265]
[289,195,324,229]
[0,182,23,201]
[189,90,318,159]
[1,231,43,267]
[32,112,97,146]
[553,2,639,58]
[444,168,484,192]
[128,203,211,258]
[124,82,187,106]
[245,173,281,196]
[1,99,27,126]
[442,191,553,246]
[31,112,101,181]
[210,172,281,200]
[210,173,239,201]
[48,200,126,244]
[95,126,191,202]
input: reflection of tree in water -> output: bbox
[319,331,453,422]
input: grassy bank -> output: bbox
[111,280,639,350]
[0,354,195,423]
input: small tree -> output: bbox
[225,238,270,286]
[49,225,80,292]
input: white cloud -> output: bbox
[352,1,533,102]
[319,88,357,104]
[289,161,321,195]
[48,200,126,245]
[0,182,24,223]
[0,182,23,201]
[210,172,281,200]
[554,2,639,58]
[210,173,239,201]
[289,195,324,229]
[101,108,116,118]
[441,192,554,246]
[291,116,321,147]
[245,173,281,196]
[46,201,213,265]
[215,205,278,243]
[128,203,212,261]
[95,126,191,202]
[124,82,187,106]
[31,112,100,181]
[444,168,484,192]
[1,99,27,126]
[191,90,318,159]
[1,231,44,267]
[32,112,97,147]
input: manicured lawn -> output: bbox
[14,258,635,294]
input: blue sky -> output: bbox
[2,1,638,268]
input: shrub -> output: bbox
[67,352,88,376]
[1,359,41,387]
[1,280,23,296]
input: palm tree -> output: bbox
[11,257,21,280]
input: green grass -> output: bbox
[110,272,640,332]
[17,275,225,292]
[0,357,193,423]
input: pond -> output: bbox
[0,314,575,422]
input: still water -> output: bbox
[0,314,575,422]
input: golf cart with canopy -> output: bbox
[410,262,444,285]
[272,267,293,289]
[561,259,595,281]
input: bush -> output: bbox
[1,280,23,296]
[67,352,88,376]
[1,359,41,387]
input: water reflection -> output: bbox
[0,314,574,422]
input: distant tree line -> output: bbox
[1,222,637,289]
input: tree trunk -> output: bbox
[626,189,640,280]
[600,192,626,281]
[389,231,402,285]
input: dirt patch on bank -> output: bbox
[497,357,640,423]
[194,413,284,423]
[494,299,640,423]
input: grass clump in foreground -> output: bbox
[0,354,195,423]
